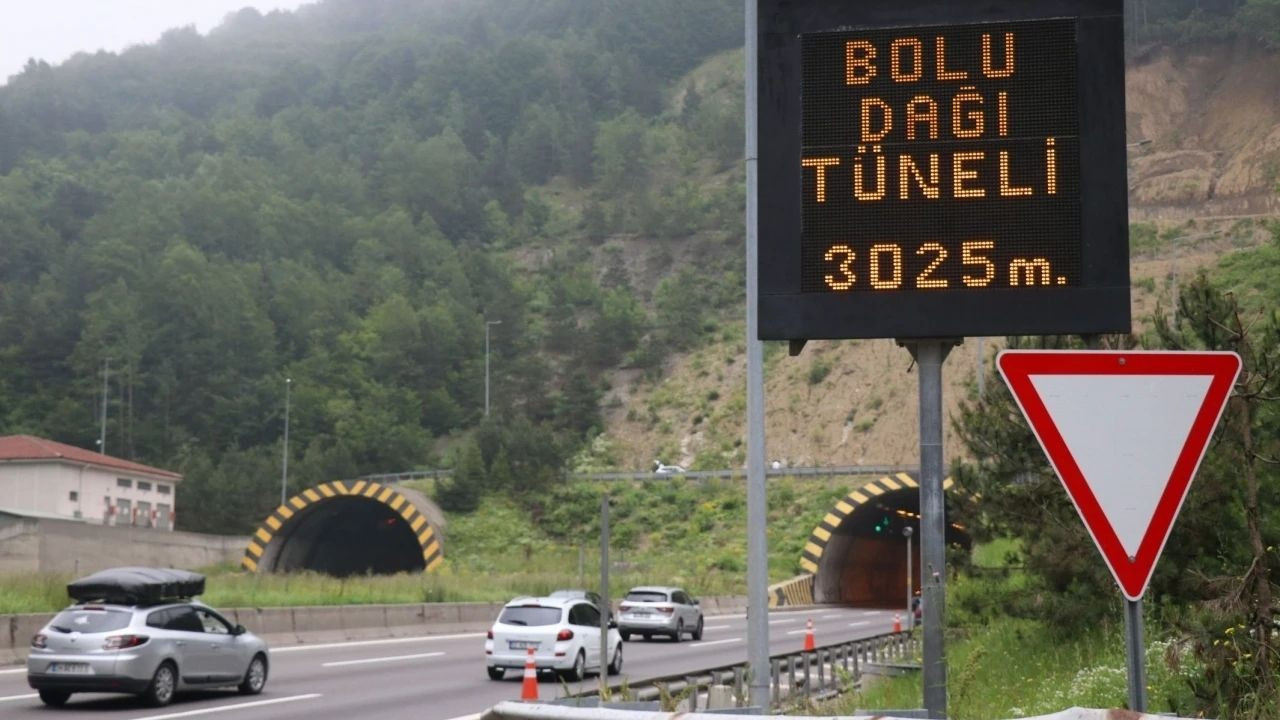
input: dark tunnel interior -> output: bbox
[263,496,425,576]
[815,490,970,606]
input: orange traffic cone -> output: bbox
[804,618,815,651]
[520,646,539,701]
[893,613,902,633]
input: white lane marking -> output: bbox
[127,694,321,720]
[0,693,38,703]
[689,638,741,648]
[821,613,844,619]
[704,625,731,630]
[862,610,885,615]
[0,668,27,675]
[714,608,817,621]
[768,619,797,625]
[441,714,481,720]
[848,621,871,627]
[785,629,815,636]
[322,651,445,667]
[272,632,483,653]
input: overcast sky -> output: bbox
[1,0,314,84]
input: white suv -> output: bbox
[484,596,622,681]
[617,586,703,642]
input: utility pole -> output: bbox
[485,320,501,416]
[744,0,770,708]
[282,377,291,506]
[904,525,915,629]
[599,495,611,677]
[98,358,110,455]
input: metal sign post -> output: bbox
[1124,599,1147,712]
[600,495,610,675]
[745,0,771,707]
[905,340,955,718]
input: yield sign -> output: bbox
[997,350,1241,600]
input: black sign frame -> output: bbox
[757,0,1130,340]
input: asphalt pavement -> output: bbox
[0,606,900,720]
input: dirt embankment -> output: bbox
[1127,42,1280,220]
[601,43,1279,471]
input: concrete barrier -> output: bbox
[289,606,348,644]
[384,604,427,636]
[339,604,389,640]
[1,596,747,666]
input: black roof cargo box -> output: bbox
[67,567,206,605]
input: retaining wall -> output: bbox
[0,514,245,575]
[2,596,748,665]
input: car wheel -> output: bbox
[487,666,505,680]
[608,644,623,675]
[38,690,70,707]
[143,661,177,707]
[238,653,268,695]
[563,651,586,682]
[620,630,631,642]
[673,619,684,642]
[692,616,704,641]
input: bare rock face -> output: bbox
[1127,44,1280,219]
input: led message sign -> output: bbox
[758,0,1131,340]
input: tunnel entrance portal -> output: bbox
[242,480,444,576]
[803,473,970,606]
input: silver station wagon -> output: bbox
[26,568,270,708]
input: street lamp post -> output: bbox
[485,320,501,416]
[281,377,291,506]
[904,525,915,629]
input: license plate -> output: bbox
[48,662,91,674]
[632,610,651,616]
[508,640,538,650]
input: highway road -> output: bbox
[0,606,901,720]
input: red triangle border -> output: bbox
[997,350,1241,600]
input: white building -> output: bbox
[0,435,182,530]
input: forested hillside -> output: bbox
[1,0,1277,537]
[0,0,744,532]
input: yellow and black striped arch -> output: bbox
[768,574,815,608]
[799,472,954,574]
[241,480,443,573]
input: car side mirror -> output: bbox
[609,619,618,629]
[232,624,247,636]
[693,599,700,606]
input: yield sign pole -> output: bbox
[997,350,1241,712]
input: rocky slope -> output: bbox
[592,42,1279,472]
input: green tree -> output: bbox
[1153,273,1280,718]
[439,441,484,512]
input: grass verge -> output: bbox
[1,475,868,613]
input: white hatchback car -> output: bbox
[485,596,622,681]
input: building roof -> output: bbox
[0,435,182,480]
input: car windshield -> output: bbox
[624,591,669,603]
[49,608,132,634]
[497,606,562,626]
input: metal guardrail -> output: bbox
[574,465,916,481]
[572,630,921,712]
[360,466,919,483]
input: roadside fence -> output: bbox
[567,629,921,713]
[357,465,919,484]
